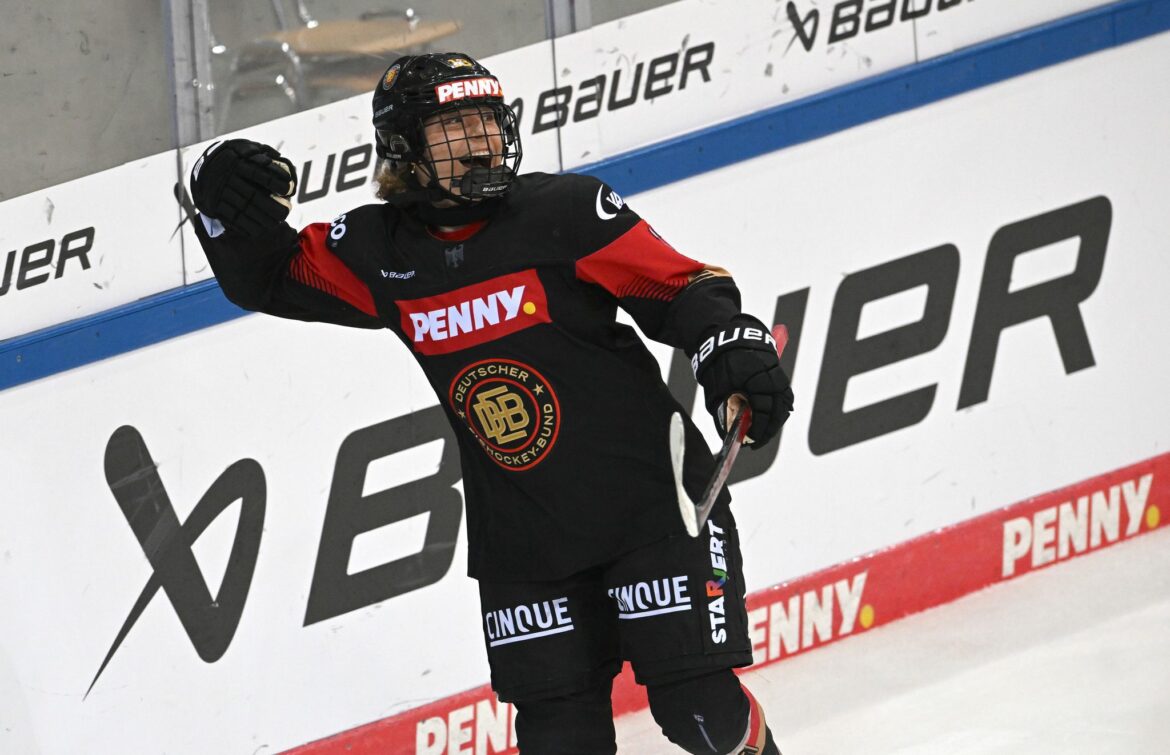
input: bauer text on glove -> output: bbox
[691,316,794,447]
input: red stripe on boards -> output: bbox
[284,453,1169,755]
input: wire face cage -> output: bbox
[381,99,523,203]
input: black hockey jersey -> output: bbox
[196,171,748,581]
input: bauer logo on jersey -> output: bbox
[396,269,550,355]
[450,359,561,471]
[435,76,502,104]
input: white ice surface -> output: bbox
[616,527,1170,754]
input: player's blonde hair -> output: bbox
[374,160,412,201]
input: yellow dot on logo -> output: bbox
[859,604,875,629]
[523,302,537,315]
[1147,505,1161,529]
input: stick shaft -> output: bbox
[691,402,751,533]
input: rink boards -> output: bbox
[0,0,1118,342]
[2,3,1170,754]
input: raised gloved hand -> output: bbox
[692,316,793,448]
[190,139,297,237]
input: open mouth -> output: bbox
[459,154,494,170]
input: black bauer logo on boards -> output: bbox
[527,39,715,134]
[449,359,561,471]
[785,0,972,53]
[1,226,95,298]
[88,426,266,697]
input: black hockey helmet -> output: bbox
[372,52,522,203]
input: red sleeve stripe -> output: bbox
[574,220,704,301]
[614,275,684,301]
[290,223,378,317]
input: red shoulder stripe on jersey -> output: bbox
[290,223,378,317]
[574,220,704,301]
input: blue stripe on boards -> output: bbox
[2,0,1168,392]
[1,281,247,389]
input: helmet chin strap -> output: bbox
[458,165,516,199]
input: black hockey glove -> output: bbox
[692,316,794,448]
[190,139,297,238]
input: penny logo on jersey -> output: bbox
[450,358,561,471]
[397,269,551,355]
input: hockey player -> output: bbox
[189,52,792,754]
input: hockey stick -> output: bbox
[671,324,788,537]
[670,401,750,537]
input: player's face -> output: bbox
[421,106,505,197]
